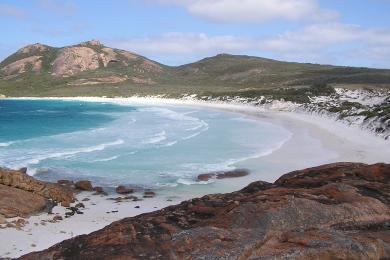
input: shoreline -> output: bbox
[5,95,389,141]
[1,96,390,258]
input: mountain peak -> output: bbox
[80,39,103,47]
[16,43,49,55]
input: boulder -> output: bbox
[116,185,133,194]
[74,180,93,191]
[0,167,74,206]
[0,184,51,218]
[22,163,390,260]
[93,186,106,195]
[197,169,249,182]
[143,191,156,198]
[52,215,63,221]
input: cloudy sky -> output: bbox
[1,0,390,68]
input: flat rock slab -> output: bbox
[0,184,49,218]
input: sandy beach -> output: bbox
[1,97,390,258]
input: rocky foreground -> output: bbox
[20,162,390,259]
[0,168,74,219]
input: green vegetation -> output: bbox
[328,101,365,113]
[200,83,337,103]
[1,43,390,98]
[358,104,390,119]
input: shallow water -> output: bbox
[0,99,292,190]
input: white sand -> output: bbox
[1,97,389,258]
[0,191,186,258]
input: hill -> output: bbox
[1,40,390,97]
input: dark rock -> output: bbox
[74,181,93,191]
[143,191,156,198]
[67,207,78,213]
[197,169,249,181]
[20,163,390,260]
[65,212,74,217]
[115,185,133,194]
[52,215,63,221]
[18,167,28,174]
[75,203,85,209]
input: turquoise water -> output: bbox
[0,99,291,190]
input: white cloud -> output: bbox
[260,23,390,65]
[149,0,338,22]
[109,33,252,55]
[261,23,364,52]
[108,23,390,67]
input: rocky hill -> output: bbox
[1,40,390,97]
[0,40,172,96]
[21,162,390,259]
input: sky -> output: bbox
[1,0,390,68]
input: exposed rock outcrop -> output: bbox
[0,184,52,218]
[1,56,42,76]
[100,47,118,67]
[52,47,100,76]
[0,168,74,205]
[16,43,48,54]
[20,162,390,259]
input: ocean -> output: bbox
[0,99,292,192]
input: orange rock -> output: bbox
[20,163,390,260]
[75,180,93,191]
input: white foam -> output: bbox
[144,131,167,144]
[155,182,178,188]
[14,139,124,171]
[163,141,177,147]
[91,155,119,162]
[182,132,202,140]
[0,141,14,147]
[185,120,208,131]
[177,178,215,185]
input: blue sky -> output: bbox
[1,0,390,68]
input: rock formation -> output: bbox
[1,56,42,76]
[0,167,74,203]
[51,47,100,76]
[20,162,390,259]
[0,185,51,218]
[74,180,93,191]
[116,185,134,194]
[197,168,249,181]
